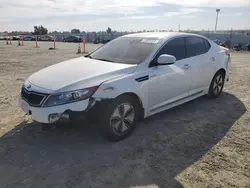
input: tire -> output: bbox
[98,95,141,141]
[208,71,225,98]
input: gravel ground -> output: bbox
[0,40,249,188]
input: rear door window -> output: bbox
[203,39,211,52]
[185,37,207,58]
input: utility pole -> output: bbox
[229,28,233,49]
[215,9,220,31]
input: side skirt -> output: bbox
[146,90,205,118]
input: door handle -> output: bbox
[183,64,191,70]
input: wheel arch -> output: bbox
[117,92,143,107]
[207,68,226,98]
[113,92,145,120]
[217,68,226,76]
[93,91,145,120]
[210,68,226,87]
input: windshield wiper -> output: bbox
[84,54,93,59]
[84,55,113,62]
[94,58,114,62]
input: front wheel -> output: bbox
[98,95,140,141]
[208,71,225,98]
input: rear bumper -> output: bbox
[19,95,95,123]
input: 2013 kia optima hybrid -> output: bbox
[19,32,231,141]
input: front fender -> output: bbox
[92,73,148,110]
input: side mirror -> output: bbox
[157,54,176,65]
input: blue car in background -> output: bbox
[63,35,82,43]
[23,36,35,41]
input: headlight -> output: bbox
[43,86,98,107]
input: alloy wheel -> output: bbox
[213,74,224,95]
[110,103,135,134]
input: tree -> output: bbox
[106,27,112,33]
[34,25,48,35]
[71,29,81,34]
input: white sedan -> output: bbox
[19,32,231,141]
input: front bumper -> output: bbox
[19,95,94,123]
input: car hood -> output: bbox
[28,57,137,92]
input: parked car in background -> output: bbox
[0,36,16,40]
[19,32,231,141]
[23,36,35,41]
[242,43,250,51]
[93,37,100,44]
[12,36,20,40]
[63,35,82,42]
[233,44,244,51]
[93,38,111,44]
[38,35,54,41]
[247,43,250,51]
[213,39,221,45]
[0,36,6,40]
[101,38,111,44]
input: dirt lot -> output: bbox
[0,40,249,188]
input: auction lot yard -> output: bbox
[0,41,249,188]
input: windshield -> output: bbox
[89,37,160,64]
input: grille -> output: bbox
[21,87,47,106]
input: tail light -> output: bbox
[225,49,231,67]
[225,49,230,56]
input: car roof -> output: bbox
[122,32,207,40]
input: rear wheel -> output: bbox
[98,95,140,141]
[208,71,225,98]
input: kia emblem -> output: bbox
[26,84,31,89]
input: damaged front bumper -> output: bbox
[19,95,97,123]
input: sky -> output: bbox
[0,0,250,32]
